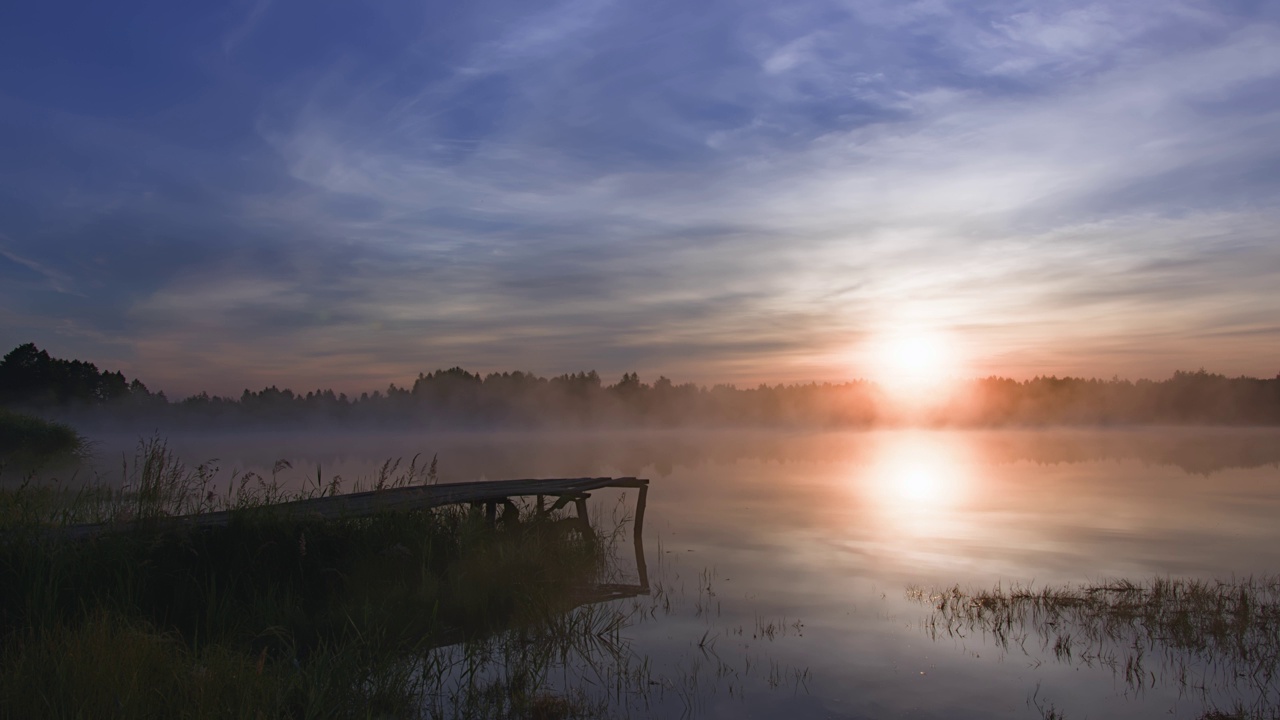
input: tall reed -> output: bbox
[0,438,612,719]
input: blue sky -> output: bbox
[1,0,1278,395]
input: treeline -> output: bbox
[0,343,157,407]
[939,372,1280,425]
[0,344,879,428]
[2,343,1278,428]
[176,372,884,428]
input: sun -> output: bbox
[886,334,945,377]
[866,328,960,396]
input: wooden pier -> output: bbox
[63,475,651,591]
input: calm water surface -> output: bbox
[83,428,1280,718]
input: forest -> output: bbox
[2,342,1278,428]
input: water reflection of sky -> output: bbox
[67,428,1280,718]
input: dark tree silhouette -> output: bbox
[0,343,151,407]
[2,343,1277,429]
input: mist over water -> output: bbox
[5,1,1280,715]
[67,427,1280,718]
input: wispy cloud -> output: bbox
[1,0,1278,393]
[0,233,80,295]
[222,0,273,56]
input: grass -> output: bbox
[0,408,84,470]
[0,438,617,719]
[1,438,819,719]
[909,577,1280,720]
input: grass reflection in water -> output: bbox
[909,577,1280,720]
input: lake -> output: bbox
[79,427,1280,719]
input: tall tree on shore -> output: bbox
[0,343,149,407]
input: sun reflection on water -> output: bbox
[862,432,974,538]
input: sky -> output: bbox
[1,0,1278,397]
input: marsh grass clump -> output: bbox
[0,408,84,471]
[417,603,629,720]
[1,437,441,528]
[910,577,1280,718]
[0,439,617,719]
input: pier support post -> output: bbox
[633,485,649,591]
[574,497,595,547]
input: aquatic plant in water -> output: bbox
[909,578,1280,719]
